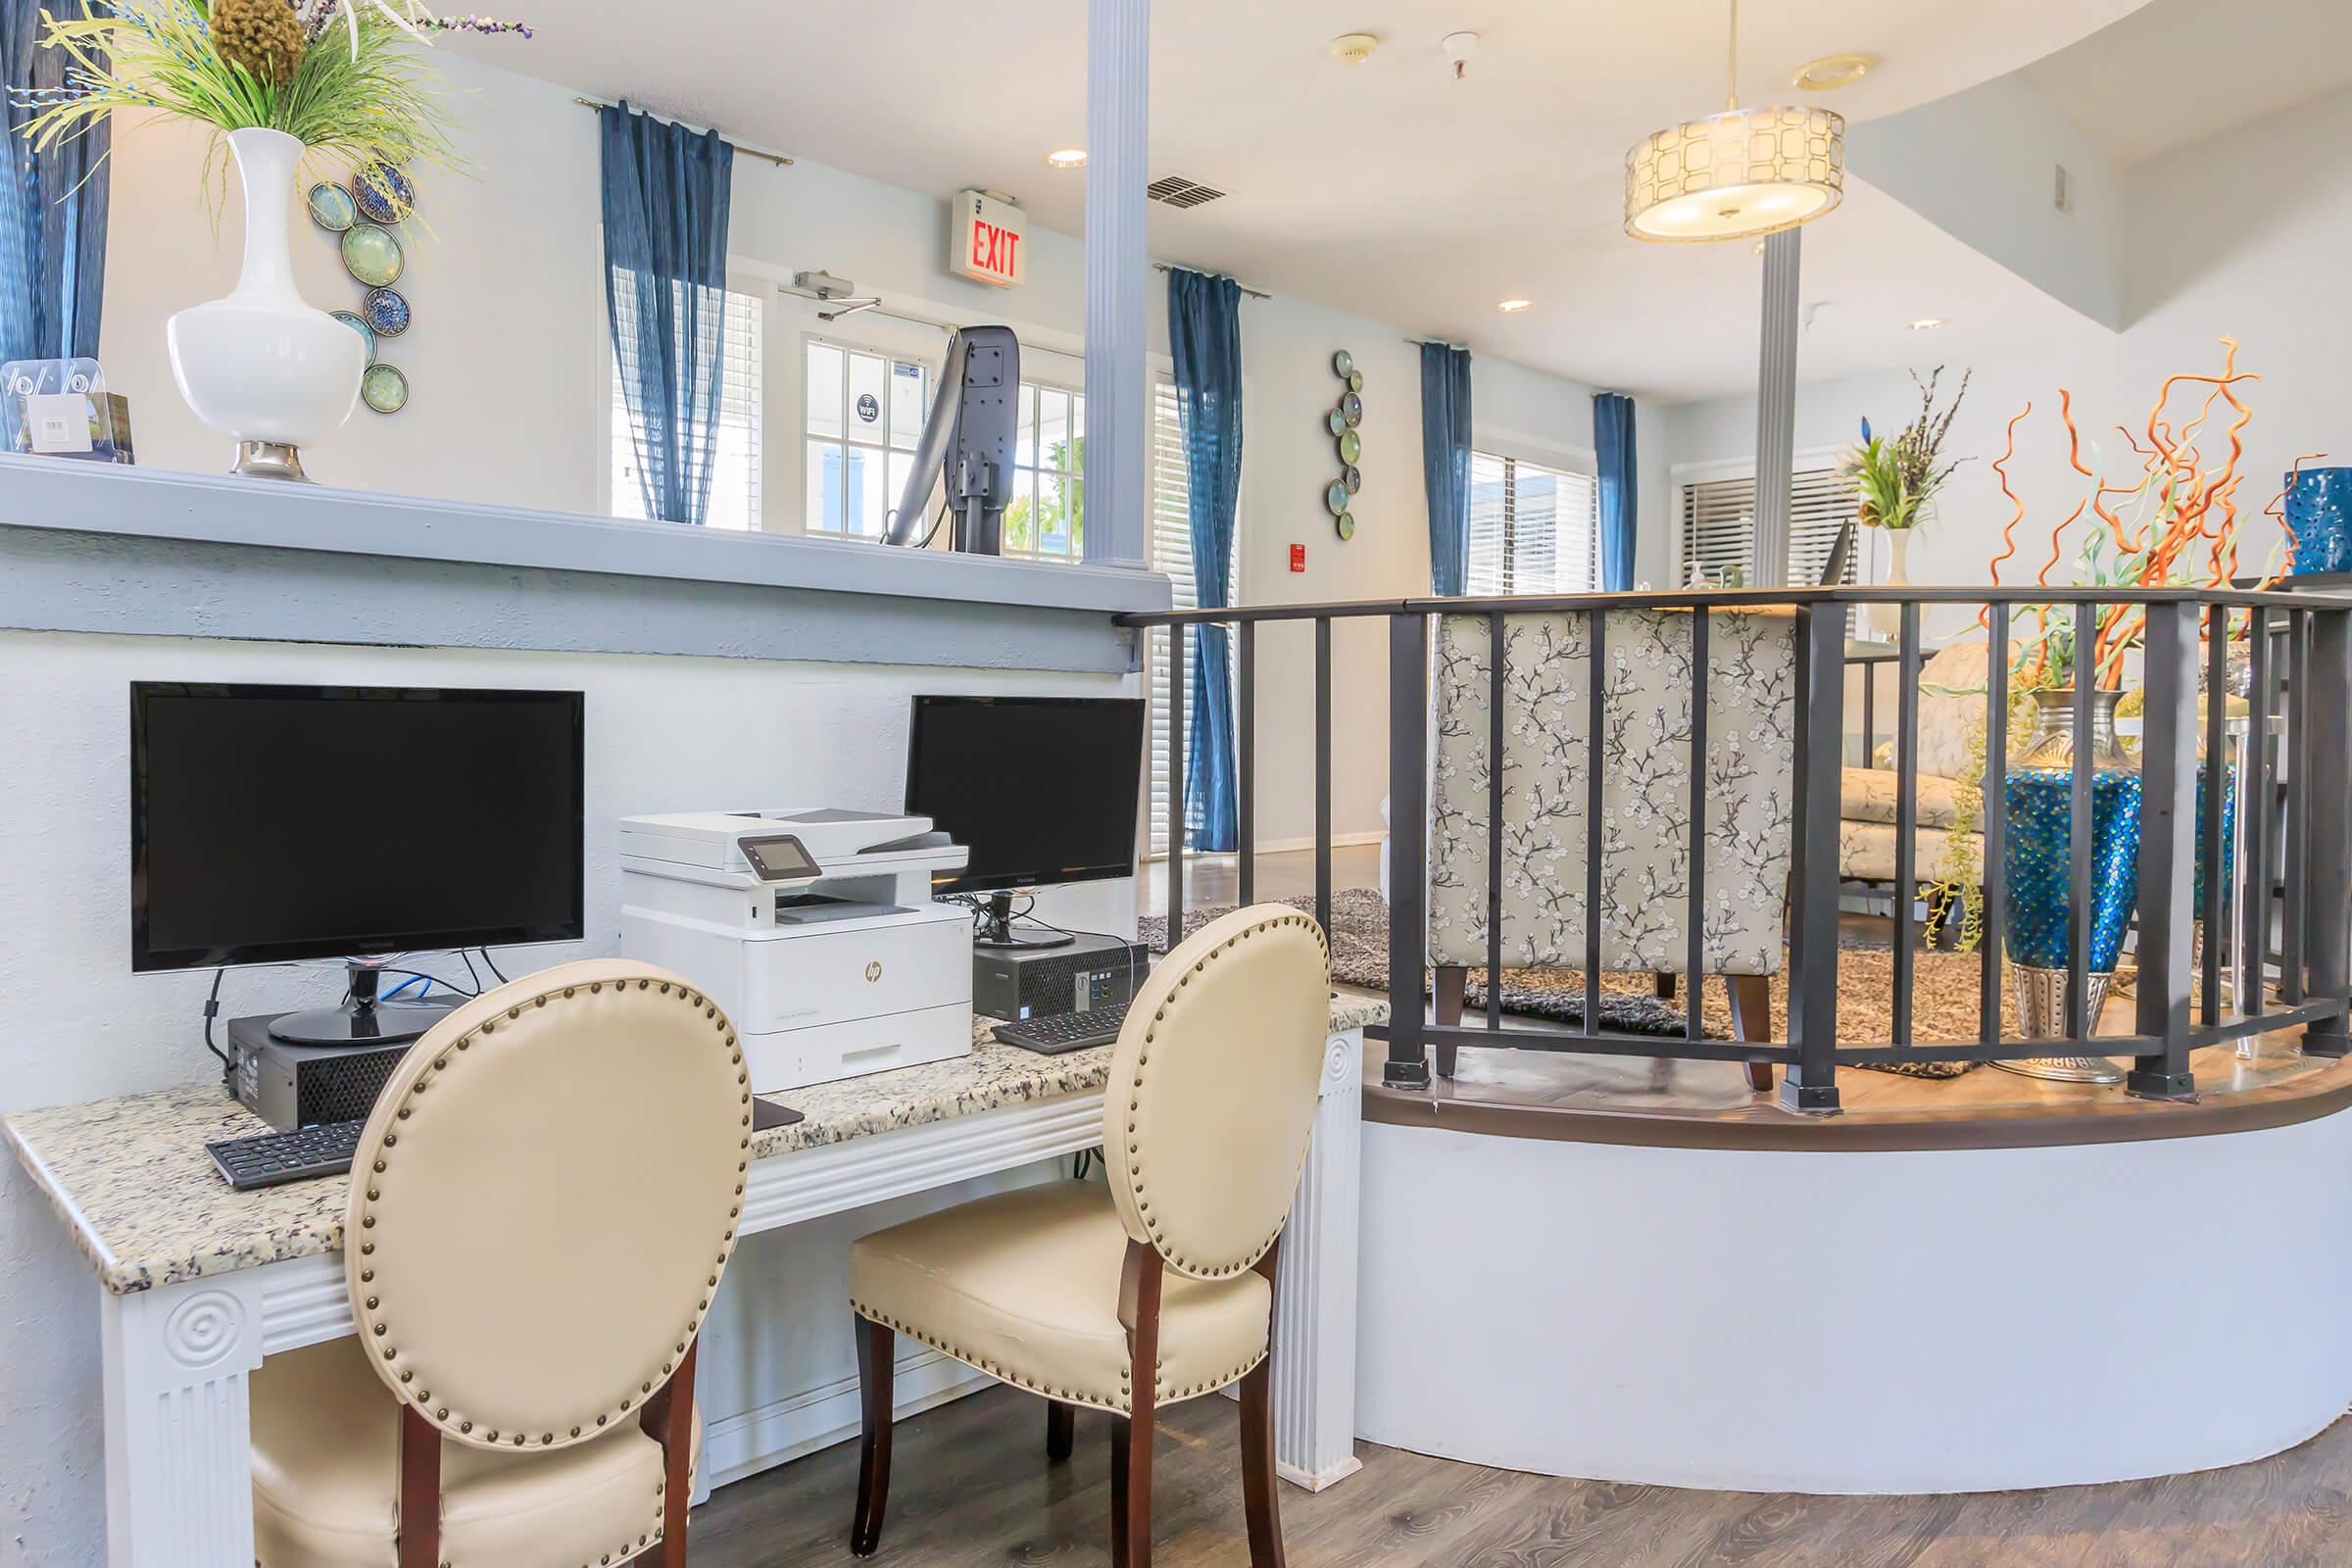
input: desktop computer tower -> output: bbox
[225,1015,413,1131]
[972,933,1149,1022]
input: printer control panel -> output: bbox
[738,834,822,883]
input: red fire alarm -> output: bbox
[1290,543,1306,572]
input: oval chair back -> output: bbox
[343,958,752,1451]
[1103,905,1332,1282]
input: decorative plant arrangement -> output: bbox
[1840,365,1972,533]
[13,0,529,477]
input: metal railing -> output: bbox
[1119,585,2352,1113]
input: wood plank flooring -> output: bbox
[688,1383,2352,1566]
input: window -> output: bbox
[1146,377,1197,858]
[1001,381,1086,563]
[1678,461,1860,588]
[803,339,933,540]
[608,276,761,529]
[1466,451,1598,594]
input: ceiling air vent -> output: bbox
[1147,175,1226,210]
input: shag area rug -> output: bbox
[1141,887,1992,1079]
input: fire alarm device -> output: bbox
[1290,543,1306,572]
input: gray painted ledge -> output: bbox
[0,456,1170,673]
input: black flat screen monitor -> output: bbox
[905,695,1145,896]
[131,683,585,972]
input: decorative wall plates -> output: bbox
[1332,350,1354,377]
[1348,368,1364,393]
[1338,428,1361,465]
[1345,465,1362,493]
[330,310,377,368]
[1327,350,1363,539]
[1336,511,1355,541]
[340,224,403,288]
[1327,408,1348,436]
[306,182,356,232]
[361,363,409,414]
[1341,391,1363,427]
[1325,479,1349,515]
[351,163,416,225]
[361,286,411,337]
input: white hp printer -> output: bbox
[618,808,971,1093]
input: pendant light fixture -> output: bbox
[1624,0,1844,243]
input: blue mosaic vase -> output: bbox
[2002,688,2142,974]
[2191,759,2235,914]
[2286,466,2352,575]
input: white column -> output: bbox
[1083,0,1152,570]
[101,1275,266,1568]
[1253,1028,1364,1491]
[1752,226,1801,587]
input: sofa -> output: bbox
[1839,640,1989,895]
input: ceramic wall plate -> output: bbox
[330,310,377,368]
[1345,465,1362,493]
[1325,479,1348,516]
[1333,349,1354,378]
[1341,391,1364,427]
[1336,511,1355,541]
[1348,368,1365,393]
[361,363,409,415]
[1326,408,1348,436]
[351,163,416,225]
[340,223,404,288]
[306,182,356,232]
[361,286,411,337]
[1338,428,1362,465]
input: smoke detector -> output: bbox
[1442,31,1479,79]
[1329,32,1380,66]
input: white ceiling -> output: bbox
[454,0,2155,402]
[2020,0,2352,169]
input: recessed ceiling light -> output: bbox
[1497,298,1533,313]
[1329,31,1380,66]
[1792,52,1877,92]
[1909,317,1945,330]
[1043,148,1087,170]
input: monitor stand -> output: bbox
[971,891,1074,951]
[268,961,460,1047]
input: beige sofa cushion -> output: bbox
[1839,766,1977,830]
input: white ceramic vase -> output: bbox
[167,126,364,481]
[1870,525,1913,640]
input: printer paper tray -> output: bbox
[741,1003,972,1094]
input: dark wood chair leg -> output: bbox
[1434,964,1466,1077]
[1114,1241,1163,1568]
[397,1405,440,1568]
[1047,1398,1074,1463]
[635,1339,698,1567]
[1654,970,1678,1001]
[851,1314,894,1556]
[1727,973,1775,1092]
[1240,1240,1286,1568]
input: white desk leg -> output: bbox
[1269,1028,1363,1492]
[101,1276,264,1568]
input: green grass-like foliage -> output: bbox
[19,2,458,182]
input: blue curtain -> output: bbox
[599,102,732,524]
[1,0,108,364]
[1167,269,1243,854]
[1593,392,1638,590]
[1420,343,1472,595]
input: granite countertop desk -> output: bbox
[7,998,1389,1298]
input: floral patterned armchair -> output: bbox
[1427,609,1799,1086]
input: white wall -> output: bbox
[1657,84,2352,644]
[0,628,1131,1567]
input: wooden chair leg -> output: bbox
[1114,1241,1163,1568]
[1240,1240,1287,1568]
[851,1314,894,1556]
[636,1339,698,1567]
[1727,973,1775,1092]
[1434,964,1466,1077]
[397,1405,440,1568]
[1047,1398,1075,1463]
[1654,970,1677,1001]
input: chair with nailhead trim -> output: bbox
[846,905,1330,1568]
[247,959,755,1568]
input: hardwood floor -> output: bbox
[687,1382,2352,1566]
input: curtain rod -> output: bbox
[1152,262,1271,300]
[573,97,794,168]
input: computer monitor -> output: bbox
[131,682,585,1043]
[904,694,1145,948]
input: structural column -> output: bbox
[1083,0,1151,570]
[1751,226,1801,587]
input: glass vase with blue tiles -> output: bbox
[1998,686,2141,1084]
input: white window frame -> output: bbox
[598,271,765,530]
[1669,446,1872,589]
[1466,432,1601,596]
[797,332,938,543]
[999,359,1089,564]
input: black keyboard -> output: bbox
[993,1004,1130,1055]
[208,1120,366,1191]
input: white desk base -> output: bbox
[94,1030,1363,1567]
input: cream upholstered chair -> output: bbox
[1428,609,1799,1086]
[1840,640,1989,903]
[847,906,1330,1568]
[248,959,753,1568]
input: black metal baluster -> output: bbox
[1892,601,1921,1048]
[1167,622,1186,947]
[1385,612,1432,1089]
[1487,613,1506,1034]
[2303,607,2352,1057]
[1686,611,1709,1041]
[2066,604,2095,1044]
[2243,608,2271,1016]
[1584,609,1606,1038]
[1785,605,1846,1111]
[1862,662,1877,771]
[2283,611,2310,1004]
[2202,609,2227,1027]
[1982,609,2009,1048]
[2130,600,2197,1100]
[1238,620,1256,908]
[1315,617,1332,941]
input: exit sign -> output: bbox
[953,190,1026,289]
